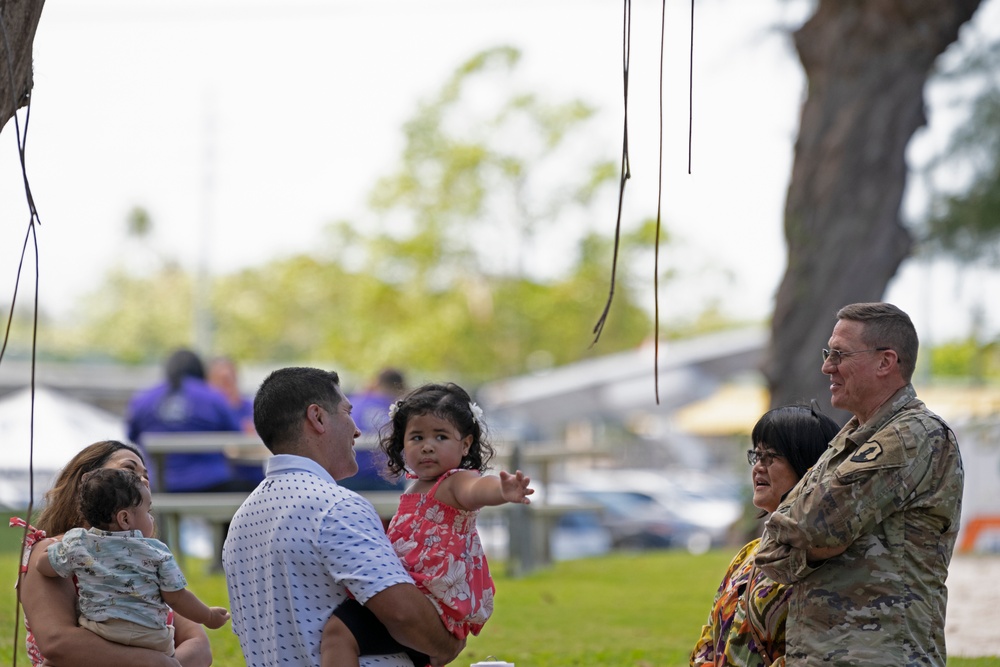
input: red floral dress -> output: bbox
[386,469,495,639]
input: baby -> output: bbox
[37,468,229,655]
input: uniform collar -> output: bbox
[844,383,920,448]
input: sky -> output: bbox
[2,0,1000,352]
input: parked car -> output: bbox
[477,498,612,563]
[564,469,744,553]
[547,483,711,552]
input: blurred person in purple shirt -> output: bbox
[339,367,407,493]
[126,349,252,493]
[207,356,255,435]
[207,356,263,486]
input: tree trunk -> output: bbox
[0,0,45,133]
[765,0,982,421]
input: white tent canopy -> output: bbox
[0,386,126,508]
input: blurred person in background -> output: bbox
[126,348,250,493]
[691,403,840,667]
[340,367,408,493]
[207,355,255,435]
[127,348,255,569]
[208,355,264,486]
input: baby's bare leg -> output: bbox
[321,614,361,667]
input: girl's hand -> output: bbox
[499,470,534,504]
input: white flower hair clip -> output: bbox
[469,402,484,424]
[388,401,401,420]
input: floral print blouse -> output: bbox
[691,538,789,667]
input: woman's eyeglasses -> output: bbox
[746,449,783,467]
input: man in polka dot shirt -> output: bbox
[222,367,465,666]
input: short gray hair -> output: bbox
[836,302,918,382]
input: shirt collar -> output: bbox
[265,453,337,485]
[87,527,144,538]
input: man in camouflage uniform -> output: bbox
[756,302,963,666]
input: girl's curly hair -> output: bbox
[379,383,494,479]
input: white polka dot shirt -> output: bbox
[223,454,414,666]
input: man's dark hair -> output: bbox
[254,367,342,452]
[79,468,145,530]
[837,302,918,383]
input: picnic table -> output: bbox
[142,432,604,573]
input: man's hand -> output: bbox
[429,637,466,666]
[806,544,847,564]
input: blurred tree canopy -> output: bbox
[921,39,1000,265]
[929,338,1000,381]
[51,47,661,383]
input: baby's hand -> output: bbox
[205,606,231,629]
[499,470,533,504]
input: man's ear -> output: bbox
[876,348,898,377]
[305,403,326,433]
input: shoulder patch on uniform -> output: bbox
[850,440,884,463]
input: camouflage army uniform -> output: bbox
[755,384,963,666]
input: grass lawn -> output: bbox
[1,522,996,666]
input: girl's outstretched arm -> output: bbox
[449,469,533,511]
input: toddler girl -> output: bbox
[323,382,532,666]
[37,467,230,655]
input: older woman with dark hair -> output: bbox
[690,404,840,667]
[14,440,212,666]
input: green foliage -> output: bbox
[0,304,49,361]
[367,45,614,282]
[929,338,1000,380]
[925,168,1000,265]
[210,256,358,364]
[922,56,1000,263]
[205,230,652,383]
[47,266,195,363]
